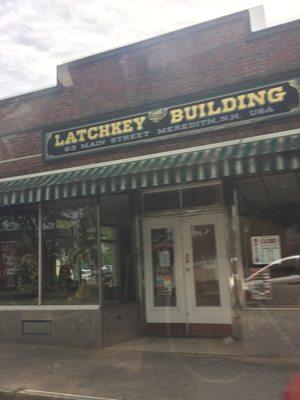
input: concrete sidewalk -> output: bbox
[0,341,299,400]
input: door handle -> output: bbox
[185,253,190,264]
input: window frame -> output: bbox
[141,181,223,215]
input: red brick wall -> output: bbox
[0,11,300,178]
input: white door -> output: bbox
[143,212,232,326]
[143,217,186,323]
[181,213,232,325]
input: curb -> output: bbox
[0,389,118,400]
[103,347,300,366]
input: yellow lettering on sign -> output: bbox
[110,122,122,136]
[54,134,65,147]
[170,108,184,124]
[133,116,146,131]
[207,101,222,116]
[122,119,133,133]
[236,94,247,110]
[247,90,266,108]
[77,129,87,142]
[184,105,198,121]
[65,131,78,145]
[267,86,286,103]
[87,126,98,140]
[198,104,206,118]
[98,124,110,137]
[50,83,291,154]
[221,97,237,113]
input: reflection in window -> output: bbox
[151,228,176,306]
[42,199,99,305]
[0,194,136,306]
[191,224,221,306]
[244,258,300,308]
[100,194,135,304]
[238,172,300,308]
[101,226,118,289]
[0,206,38,305]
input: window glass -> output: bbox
[238,172,300,308]
[101,226,116,241]
[143,185,222,212]
[182,185,222,208]
[191,224,221,306]
[42,199,99,305]
[151,228,176,306]
[101,227,118,289]
[0,205,38,305]
[143,190,180,212]
[100,194,135,303]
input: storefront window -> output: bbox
[238,172,300,308]
[100,194,135,304]
[42,199,99,305]
[0,205,38,305]
[0,194,135,307]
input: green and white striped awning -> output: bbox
[0,133,300,206]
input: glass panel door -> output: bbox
[143,217,186,324]
[143,213,232,326]
[191,224,221,306]
[182,213,232,325]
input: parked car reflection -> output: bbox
[244,255,300,307]
[101,264,113,288]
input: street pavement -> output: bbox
[0,342,299,400]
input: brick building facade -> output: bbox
[0,8,299,349]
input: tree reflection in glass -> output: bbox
[0,205,38,305]
[42,199,99,305]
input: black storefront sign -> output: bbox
[44,81,299,161]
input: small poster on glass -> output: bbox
[251,235,281,265]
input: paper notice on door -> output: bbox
[158,249,171,268]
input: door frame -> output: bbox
[142,208,233,327]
